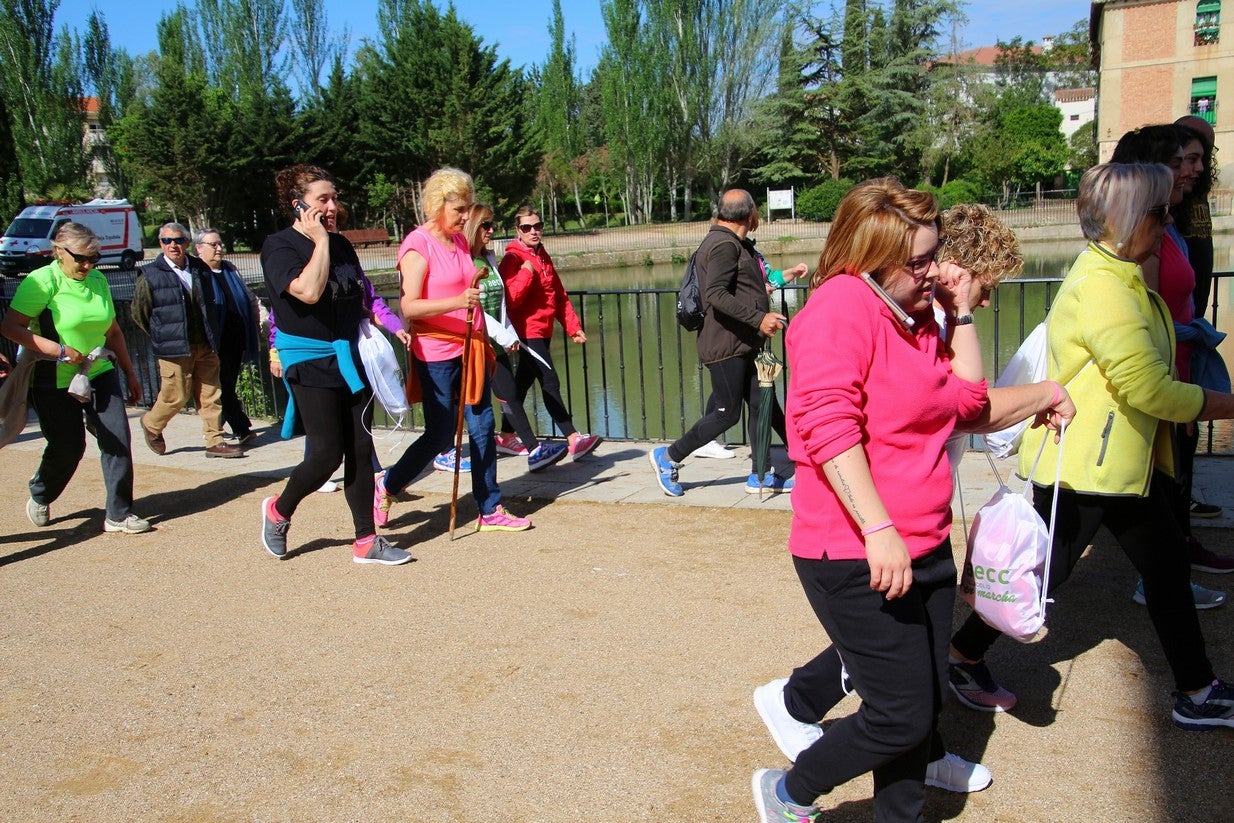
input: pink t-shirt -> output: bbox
[785,273,989,561]
[398,226,482,362]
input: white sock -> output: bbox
[1190,682,1215,705]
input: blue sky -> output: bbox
[56,0,1091,76]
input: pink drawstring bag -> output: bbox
[959,426,1066,643]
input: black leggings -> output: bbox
[275,383,376,539]
[951,472,1214,692]
[507,337,577,438]
[668,352,786,472]
[493,348,540,451]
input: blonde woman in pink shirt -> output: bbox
[750,179,1071,823]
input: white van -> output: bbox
[0,199,144,275]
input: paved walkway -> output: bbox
[7,409,1234,524]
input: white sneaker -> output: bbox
[317,480,341,493]
[691,439,736,459]
[925,752,992,793]
[753,678,822,761]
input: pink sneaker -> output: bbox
[477,505,532,532]
[373,471,394,527]
[495,432,528,456]
[567,433,602,459]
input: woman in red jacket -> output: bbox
[497,205,601,459]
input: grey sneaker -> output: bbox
[104,514,151,534]
[352,535,413,566]
[26,498,49,527]
[752,768,820,822]
[261,496,290,558]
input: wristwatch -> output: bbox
[952,313,975,326]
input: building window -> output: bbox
[1196,0,1221,46]
[1191,76,1217,124]
[1070,114,1080,121]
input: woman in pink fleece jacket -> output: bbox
[751,179,1022,823]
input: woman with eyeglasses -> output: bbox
[750,178,1072,822]
[948,163,1234,739]
[1,221,148,534]
[467,203,568,472]
[497,205,601,460]
[259,163,412,566]
[376,168,532,533]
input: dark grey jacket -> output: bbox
[696,225,769,364]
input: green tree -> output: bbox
[534,0,586,229]
[82,10,136,199]
[0,94,24,223]
[969,103,1068,203]
[0,0,91,198]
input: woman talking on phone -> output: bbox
[258,163,411,566]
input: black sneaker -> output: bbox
[1191,498,1222,519]
[261,495,290,558]
[1172,679,1234,730]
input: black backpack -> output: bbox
[676,251,704,331]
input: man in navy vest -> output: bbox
[132,222,242,458]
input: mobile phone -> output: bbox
[294,199,311,219]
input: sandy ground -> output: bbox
[2,439,1234,822]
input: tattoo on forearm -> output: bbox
[828,459,865,525]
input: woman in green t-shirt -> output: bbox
[1,221,148,533]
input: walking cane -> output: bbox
[449,267,487,540]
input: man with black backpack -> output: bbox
[649,189,793,497]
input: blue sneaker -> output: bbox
[745,471,795,494]
[528,441,569,472]
[433,448,471,473]
[1172,679,1234,730]
[648,446,683,497]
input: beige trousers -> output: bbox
[144,344,225,446]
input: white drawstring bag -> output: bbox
[959,425,1066,643]
[984,321,1048,458]
[357,320,408,420]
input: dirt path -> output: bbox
[1,445,1233,821]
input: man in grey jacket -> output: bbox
[131,222,242,458]
[648,189,790,496]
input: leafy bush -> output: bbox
[919,179,983,210]
[796,179,855,222]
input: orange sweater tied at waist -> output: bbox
[404,323,494,406]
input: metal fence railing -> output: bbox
[4,270,1234,454]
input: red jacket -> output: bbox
[498,240,582,339]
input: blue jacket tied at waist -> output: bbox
[273,329,367,439]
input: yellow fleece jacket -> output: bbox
[1019,243,1205,497]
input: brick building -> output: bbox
[1092,0,1231,181]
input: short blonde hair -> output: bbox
[812,177,938,288]
[422,167,474,222]
[939,204,1023,287]
[53,221,100,256]
[1078,163,1173,249]
[466,203,495,257]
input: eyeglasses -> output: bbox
[904,244,941,278]
[1146,203,1170,222]
[479,220,495,231]
[197,241,226,249]
[160,236,189,245]
[60,247,100,265]
[518,222,544,233]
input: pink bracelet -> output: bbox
[860,520,894,536]
[1047,381,1061,406]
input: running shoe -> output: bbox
[752,769,820,823]
[1172,679,1234,730]
[261,496,290,559]
[373,471,391,527]
[26,498,49,528]
[495,432,528,456]
[1132,579,1226,609]
[477,505,532,532]
[753,678,822,761]
[528,441,569,472]
[745,471,795,494]
[353,535,413,566]
[925,752,992,793]
[1191,498,1222,519]
[691,439,736,459]
[568,433,602,459]
[648,446,683,497]
[104,514,151,534]
[948,658,1017,712]
[433,448,472,473]
[1189,539,1234,574]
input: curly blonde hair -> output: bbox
[422,167,474,223]
[938,204,1023,287]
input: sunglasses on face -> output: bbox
[1146,203,1170,222]
[61,247,100,265]
[479,220,495,231]
[518,222,545,232]
[160,236,189,245]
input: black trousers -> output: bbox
[509,337,577,438]
[494,348,541,451]
[29,369,136,522]
[951,472,1214,692]
[784,541,955,823]
[217,337,252,437]
[667,352,786,472]
[275,383,376,539]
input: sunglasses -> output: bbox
[160,236,189,245]
[61,247,100,265]
[479,220,495,231]
[1146,203,1170,222]
[518,222,545,232]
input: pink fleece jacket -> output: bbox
[785,273,989,561]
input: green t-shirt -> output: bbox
[475,254,504,319]
[11,261,117,388]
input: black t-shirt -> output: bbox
[261,227,369,388]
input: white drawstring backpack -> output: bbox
[959,424,1066,643]
[356,319,408,421]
